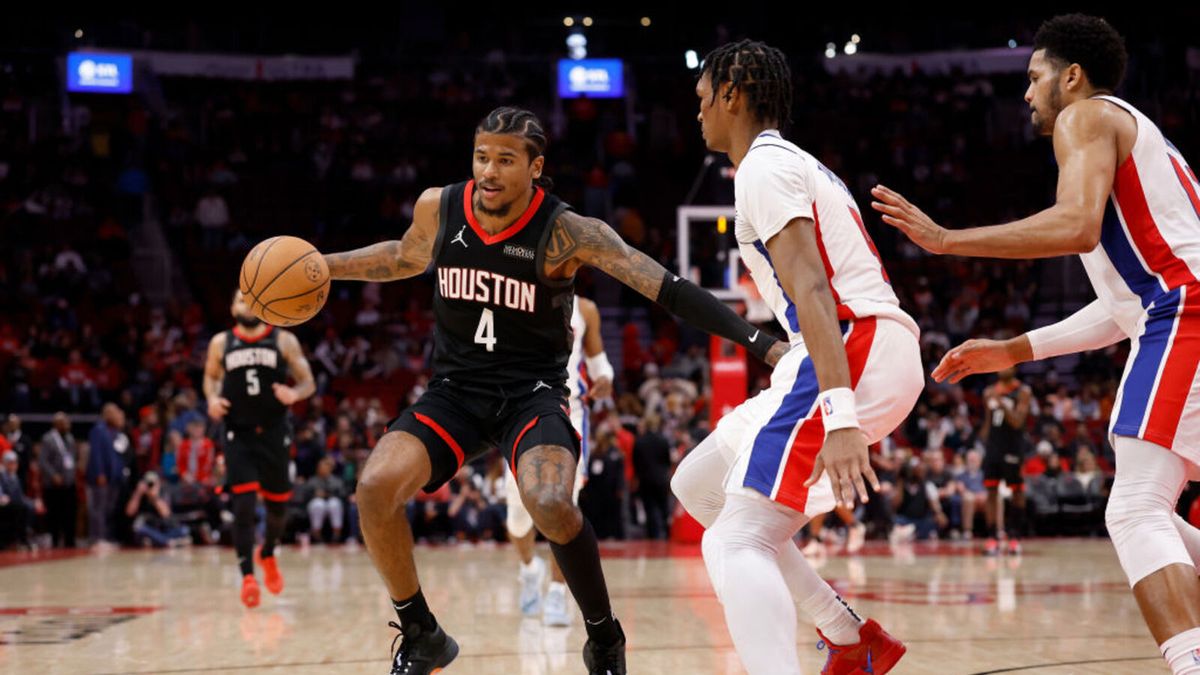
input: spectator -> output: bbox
[177,418,215,486]
[170,470,219,544]
[477,452,507,542]
[892,461,948,542]
[924,450,958,535]
[39,412,78,548]
[581,429,627,540]
[305,457,346,543]
[408,483,451,543]
[195,188,230,251]
[86,403,129,546]
[58,349,100,410]
[632,414,672,540]
[125,471,189,547]
[168,390,204,436]
[956,450,988,539]
[0,451,33,548]
[132,407,164,477]
[4,414,33,488]
[447,467,487,541]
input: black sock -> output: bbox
[392,588,437,633]
[548,518,620,646]
[1008,501,1026,538]
[232,493,256,576]
[260,501,288,558]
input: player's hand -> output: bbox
[207,397,231,420]
[590,376,614,400]
[273,384,299,406]
[765,341,789,368]
[870,185,949,255]
[804,428,879,507]
[933,339,1023,384]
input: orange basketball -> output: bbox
[239,236,330,327]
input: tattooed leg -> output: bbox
[517,445,620,643]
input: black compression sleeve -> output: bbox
[654,271,778,362]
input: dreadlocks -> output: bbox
[701,40,793,129]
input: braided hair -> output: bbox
[701,40,793,129]
[476,106,552,189]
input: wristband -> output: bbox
[819,387,859,434]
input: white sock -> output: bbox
[778,540,864,644]
[1161,627,1200,674]
[702,493,805,675]
[547,581,567,594]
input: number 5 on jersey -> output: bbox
[475,308,497,352]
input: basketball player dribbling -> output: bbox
[872,14,1200,674]
[204,290,316,608]
[320,107,787,674]
[670,40,921,675]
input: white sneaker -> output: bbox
[847,523,866,554]
[518,556,546,617]
[543,581,570,627]
[889,523,916,544]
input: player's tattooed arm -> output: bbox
[546,211,784,365]
[276,330,317,405]
[324,187,441,281]
[203,333,230,419]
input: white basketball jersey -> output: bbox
[733,131,918,344]
[1078,96,1200,337]
[565,297,588,404]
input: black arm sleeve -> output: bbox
[655,271,778,362]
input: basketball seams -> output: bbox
[262,278,330,310]
[253,248,319,306]
[246,236,284,308]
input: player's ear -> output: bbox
[531,155,544,179]
[720,81,740,111]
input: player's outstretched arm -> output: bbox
[932,299,1126,384]
[870,100,1118,259]
[323,187,441,281]
[548,211,787,366]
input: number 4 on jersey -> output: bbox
[475,308,497,352]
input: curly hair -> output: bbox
[1033,14,1127,92]
[701,40,793,128]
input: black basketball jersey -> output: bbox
[220,326,290,427]
[985,383,1027,453]
[431,180,575,391]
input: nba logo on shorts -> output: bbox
[1192,647,1200,664]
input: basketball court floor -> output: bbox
[0,539,1162,674]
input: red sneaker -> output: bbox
[256,547,284,595]
[983,538,1000,556]
[1006,539,1022,556]
[817,618,906,674]
[241,574,261,609]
